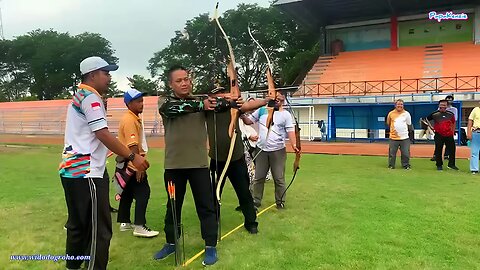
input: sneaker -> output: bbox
[265,171,272,181]
[202,246,218,266]
[437,166,443,171]
[472,171,478,175]
[430,156,436,161]
[444,155,449,160]
[447,165,459,171]
[276,203,285,210]
[388,165,395,169]
[133,225,159,238]
[235,206,242,212]
[119,223,134,231]
[404,165,411,170]
[245,226,258,234]
[153,243,175,260]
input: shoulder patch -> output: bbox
[72,89,94,115]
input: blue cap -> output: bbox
[124,88,144,104]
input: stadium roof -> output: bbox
[274,0,479,28]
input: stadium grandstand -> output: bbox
[0,96,162,136]
[275,0,480,142]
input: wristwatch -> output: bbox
[127,152,136,161]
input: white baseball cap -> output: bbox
[80,56,119,75]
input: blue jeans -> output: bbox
[470,132,480,172]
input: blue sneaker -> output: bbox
[202,246,218,266]
[153,243,175,260]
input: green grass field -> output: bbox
[1,144,480,270]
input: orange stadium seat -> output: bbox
[301,42,480,96]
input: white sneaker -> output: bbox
[133,225,159,238]
[266,170,273,181]
[119,223,134,232]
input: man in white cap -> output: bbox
[115,88,159,238]
[59,56,150,270]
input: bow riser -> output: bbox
[293,123,301,172]
[227,61,240,137]
[266,68,276,96]
[265,68,276,135]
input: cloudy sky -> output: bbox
[1,0,271,89]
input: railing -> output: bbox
[299,75,480,97]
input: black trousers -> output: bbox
[434,133,456,167]
[117,172,151,226]
[163,168,218,246]
[61,174,112,270]
[210,158,258,230]
[432,146,451,158]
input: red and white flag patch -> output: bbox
[91,102,101,111]
[130,134,136,139]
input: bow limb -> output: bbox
[217,63,240,205]
[280,98,301,202]
[247,25,273,71]
[284,97,301,172]
[248,25,276,137]
[214,3,237,73]
[216,133,237,205]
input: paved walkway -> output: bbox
[0,134,470,159]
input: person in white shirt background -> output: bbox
[242,91,300,210]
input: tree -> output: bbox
[71,32,118,90]
[148,4,317,94]
[0,30,118,101]
[148,13,218,94]
[127,75,161,96]
[104,81,122,98]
